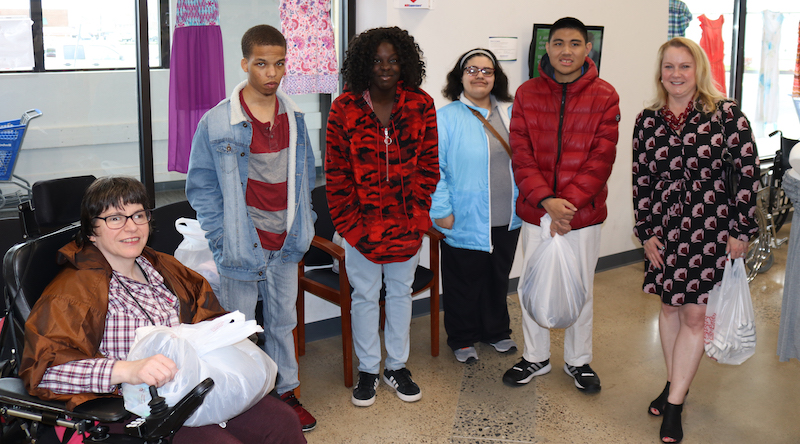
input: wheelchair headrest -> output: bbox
[31,175,96,232]
[3,225,80,323]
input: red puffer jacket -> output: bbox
[510,55,620,229]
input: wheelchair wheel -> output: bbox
[769,184,791,232]
[745,205,773,282]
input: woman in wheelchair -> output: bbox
[18,176,306,443]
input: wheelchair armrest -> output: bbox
[310,236,345,262]
[0,377,128,423]
[73,396,129,422]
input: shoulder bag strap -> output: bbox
[467,106,513,158]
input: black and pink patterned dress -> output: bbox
[632,100,759,306]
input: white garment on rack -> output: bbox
[755,10,784,124]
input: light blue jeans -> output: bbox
[218,250,299,395]
[344,241,420,374]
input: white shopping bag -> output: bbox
[122,312,276,427]
[703,258,756,365]
[173,218,220,295]
[520,214,586,329]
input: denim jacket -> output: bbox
[186,80,316,281]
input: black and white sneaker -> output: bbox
[351,371,379,407]
[502,358,552,386]
[564,363,601,393]
[383,368,422,402]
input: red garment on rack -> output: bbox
[793,20,799,97]
[699,14,727,95]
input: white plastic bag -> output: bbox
[703,258,756,365]
[331,231,344,273]
[520,214,586,329]
[122,312,277,427]
[173,218,220,295]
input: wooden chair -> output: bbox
[296,186,442,387]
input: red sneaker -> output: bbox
[280,391,317,432]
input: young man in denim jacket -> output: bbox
[186,24,317,432]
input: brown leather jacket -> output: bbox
[20,241,226,410]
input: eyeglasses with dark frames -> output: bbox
[94,210,152,230]
[464,66,495,77]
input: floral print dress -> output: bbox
[632,101,760,306]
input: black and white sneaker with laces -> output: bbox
[351,371,379,407]
[502,358,552,386]
[564,363,601,393]
[383,368,422,402]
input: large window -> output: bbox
[0,0,169,71]
[682,0,800,157]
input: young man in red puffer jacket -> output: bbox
[503,17,620,394]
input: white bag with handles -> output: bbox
[173,218,220,295]
[520,214,586,329]
[122,311,276,427]
[703,258,756,365]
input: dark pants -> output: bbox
[441,225,520,351]
[101,394,306,444]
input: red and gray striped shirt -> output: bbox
[240,90,290,251]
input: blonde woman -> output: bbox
[632,37,759,443]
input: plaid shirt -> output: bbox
[38,256,180,394]
[668,0,693,38]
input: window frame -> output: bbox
[5,0,170,73]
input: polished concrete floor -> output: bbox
[297,225,800,444]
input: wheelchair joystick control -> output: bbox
[125,378,215,441]
[148,386,168,418]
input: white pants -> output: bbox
[517,222,601,367]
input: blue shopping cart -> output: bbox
[0,109,41,208]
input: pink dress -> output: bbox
[280,0,339,94]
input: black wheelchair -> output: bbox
[0,225,213,443]
[762,130,797,232]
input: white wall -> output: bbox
[354,0,667,278]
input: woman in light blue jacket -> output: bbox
[431,48,522,364]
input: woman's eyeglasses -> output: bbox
[464,66,495,77]
[94,210,152,229]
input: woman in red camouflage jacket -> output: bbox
[325,26,438,408]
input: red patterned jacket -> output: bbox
[325,82,439,263]
[510,56,620,229]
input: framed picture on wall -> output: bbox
[528,24,604,79]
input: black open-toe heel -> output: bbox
[660,402,683,443]
[648,382,670,416]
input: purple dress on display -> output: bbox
[168,0,225,173]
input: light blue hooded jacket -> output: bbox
[430,94,522,252]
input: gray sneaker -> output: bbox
[453,346,478,363]
[489,339,518,353]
